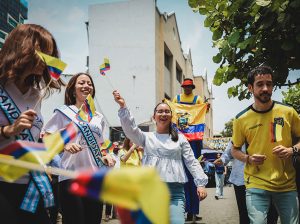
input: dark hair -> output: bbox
[247,66,273,86]
[153,103,178,142]
[64,73,95,105]
[0,24,64,97]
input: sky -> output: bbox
[27,0,295,132]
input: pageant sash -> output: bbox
[0,85,54,213]
[55,105,104,167]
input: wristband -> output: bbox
[246,155,250,164]
[0,126,10,139]
[292,146,299,156]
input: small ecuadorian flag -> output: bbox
[76,94,96,122]
[35,50,67,80]
[100,140,115,155]
[70,167,170,224]
[99,58,110,76]
[43,122,78,158]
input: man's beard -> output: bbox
[254,92,272,104]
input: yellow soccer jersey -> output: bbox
[232,101,300,192]
[172,93,203,105]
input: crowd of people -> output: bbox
[0,24,299,224]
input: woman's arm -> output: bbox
[120,144,136,162]
[181,136,208,187]
[113,90,146,147]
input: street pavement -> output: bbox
[104,186,240,224]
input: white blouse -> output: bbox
[118,107,208,187]
[43,105,106,182]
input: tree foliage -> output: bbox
[282,84,300,113]
[188,0,300,100]
[221,118,233,137]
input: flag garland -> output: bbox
[70,167,170,224]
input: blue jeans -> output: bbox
[167,183,185,224]
[246,188,299,224]
[215,173,224,197]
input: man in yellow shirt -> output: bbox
[232,65,300,224]
[172,78,204,222]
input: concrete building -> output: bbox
[0,0,28,48]
[87,0,214,140]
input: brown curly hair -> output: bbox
[0,24,64,97]
[64,73,95,105]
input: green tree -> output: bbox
[188,0,300,100]
[221,118,233,137]
[282,84,300,113]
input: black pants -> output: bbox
[234,185,250,224]
[0,181,50,224]
[295,162,300,221]
[48,175,60,224]
[59,179,103,224]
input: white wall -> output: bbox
[88,0,156,127]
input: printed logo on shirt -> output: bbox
[274,117,284,127]
[248,123,263,130]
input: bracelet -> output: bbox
[292,146,299,156]
[246,155,250,164]
[0,126,10,139]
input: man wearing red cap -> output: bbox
[172,78,204,222]
[173,78,203,105]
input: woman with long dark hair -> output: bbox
[113,90,208,224]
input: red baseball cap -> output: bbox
[181,78,195,89]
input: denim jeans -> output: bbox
[246,188,299,224]
[215,173,224,197]
[167,183,185,224]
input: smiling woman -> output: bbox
[43,73,115,224]
[113,90,208,224]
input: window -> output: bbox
[176,64,182,83]
[7,14,18,28]
[0,30,6,40]
[19,15,24,24]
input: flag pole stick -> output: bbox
[32,79,53,110]
[106,76,116,90]
[0,157,78,179]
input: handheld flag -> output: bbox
[76,94,96,122]
[100,140,115,156]
[165,99,207,141]
[70,167,170,224]
[43,122,78,158]
[99,58,110,76]
[35,50,67,80]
